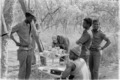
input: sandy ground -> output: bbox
[6,40,119,79]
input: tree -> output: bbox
[1,0,14,78]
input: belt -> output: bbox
[89,47,99,51]
[19,47,32,50]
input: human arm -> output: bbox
[76,33,89,46]
[58,37,69,51]
[10,24,23,47]
[52,42,57,48]
[100,33,111,50]
[61,62,76,79]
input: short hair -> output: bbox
[25,12,34,18]
[93,19,100,24]
[83,18,92,26]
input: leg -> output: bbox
[92,51,101,80]
[25,51,32,79]
[89,51,94,79]
[32,50,36,65]
[18,50,27,79]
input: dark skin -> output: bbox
[60,51,78,79]
[92,22,111,50]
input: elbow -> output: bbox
[106,39,111,46]
[76,41,79,44]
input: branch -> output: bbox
[41,7,61,23]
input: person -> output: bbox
[52,35,70,62]
[52,35,70,52]
[76,18,93,64]
[89,19,111,80]
[10,12,43,79]
[60,46,91,80]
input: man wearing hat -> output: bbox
[10,12,43,79]
[61,46,91,80]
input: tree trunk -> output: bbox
[1,0,10,78]
[1,0,26,78]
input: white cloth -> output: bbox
[71,58,91,80]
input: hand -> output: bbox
[56,47,60,50]
[99,47,104,50]
[16,42,22,47]
[16,42,28,47]
[55,77,61,80]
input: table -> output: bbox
[37,49,68,79]
[39,51,69,66]
[38,65,66,79]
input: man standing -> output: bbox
[89,19,111,80]
[10,12,43,79]
[76,18,93,64]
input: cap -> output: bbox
[70,46,81,57]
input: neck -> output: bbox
[25,20,30,24]
[92,29,99,33]
[72,57,79,61]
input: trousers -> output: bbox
[89,50,101,80]
[17,49,33,79]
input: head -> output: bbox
[92,19,100,32]
[83,18,92,30]
[25,12,34,23]
[69,47,81,60]
[52,35,58,44]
